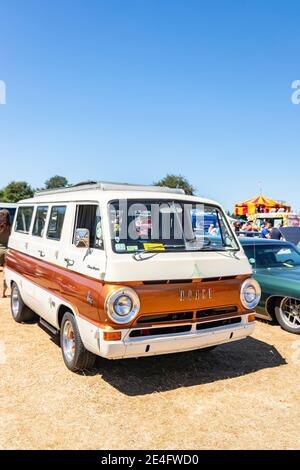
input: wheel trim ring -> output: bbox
[11,288,20,318]
[62,320,76,363]
[280,297,300,328]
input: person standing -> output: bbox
[0,209,11,297]
[261,221,272,239]
[271,224,283,240]
[242,221,253,232]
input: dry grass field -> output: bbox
[1,271,300,450]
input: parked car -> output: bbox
[240,237,300,334]
[236,231,261,238]
[5,181,260,372]
[278,227,300,247]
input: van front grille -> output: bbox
[129,325,192,338]
[196,306,238,319]
[196,317,241,330]
[137,311,194,324]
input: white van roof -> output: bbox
[17,181,220,207]
[34,181,186,197]
[0,202,18,208]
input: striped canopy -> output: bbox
[234,195,291,216]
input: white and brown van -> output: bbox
[4,182,260,372]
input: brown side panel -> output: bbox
[6,249,52,288]
[6,249,103,325]
[6,249,250,329]
[54,268,103,324]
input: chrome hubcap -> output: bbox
[11,288,20,317]
[281,298,300,328]
[62,320,76,363]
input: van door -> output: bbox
[28,204,68,324]
[30,205,50,261]
[62,203,106,278]
[10,205,36,308]
[54,203,106,325]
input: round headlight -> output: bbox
[240,278,261,309]
[113,295,133,316]
[105,287,140,324]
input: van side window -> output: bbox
[47,206,66,241]
[32,206,48,237]
[73,205,103,249]
[15,206,34,233]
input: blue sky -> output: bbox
[0,0,300,212]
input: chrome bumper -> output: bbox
[98,315,255,359]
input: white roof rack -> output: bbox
[34,181,185,197]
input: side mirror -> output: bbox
[249,257,256,266]
[74,228,90,248]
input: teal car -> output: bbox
[240,238,300,334]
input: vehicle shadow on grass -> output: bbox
[90,337,287,396]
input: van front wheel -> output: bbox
[10,282,36,323]
[60,312,96,372]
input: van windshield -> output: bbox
[108,199,239,253]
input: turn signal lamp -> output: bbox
[247,314,256,323]
[103,331,122,341]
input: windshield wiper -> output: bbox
[163,244,186,249]
[132,244,191,260]
[132,249,162,261]
[132,242,229,260]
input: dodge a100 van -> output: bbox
[4,182,260,372]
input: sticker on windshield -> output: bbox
[143,243,165,251]
[115,243,126,251]
[126,245,139,252]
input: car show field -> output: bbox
[1,272,300,450]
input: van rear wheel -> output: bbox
[60,312,96,372]
[10,282,36,323]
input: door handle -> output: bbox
[38,250,45,258]
[64,258,75,267]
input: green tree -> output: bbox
[0,181,34,202]
[154,174,195,195]
[226,211,235,218]
[45,175,69,189]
